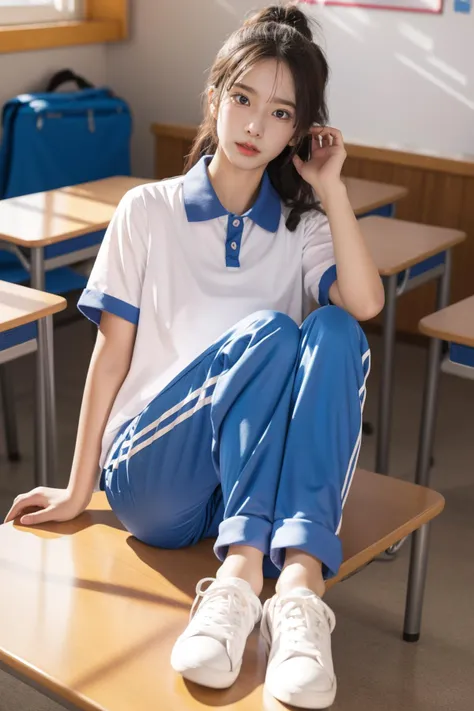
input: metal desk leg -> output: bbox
[404,523,431,642]
[31,248,57,487]
[403,250,452,642]
[362,201,396,440]
[0,365,20,460]
[375,274,398,474]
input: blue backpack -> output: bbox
[0,69,132,199]
[0,69,132,292]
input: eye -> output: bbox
[231,93,250,106]
[274,109,292,121]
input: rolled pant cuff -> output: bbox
[214,515,273,562]
[270,518,342,580]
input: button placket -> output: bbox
[225,214,244,267]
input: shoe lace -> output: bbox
[189,578,257,643]
[275,594,326,657]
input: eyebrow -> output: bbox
[233,82,296,110]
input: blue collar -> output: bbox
[183,155,281,233]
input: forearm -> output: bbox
[67,337,130,506]
[321,182,385,321]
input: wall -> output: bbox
[315,2,473,159]
[0,44,107,114]
[106,0,474,178]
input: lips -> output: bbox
[236,142,260,154]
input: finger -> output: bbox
[310,125,344,146]
[324,133,333,148]
[319,129,333,148]
[4,493,46,523]
[310,133,322,151]
[310,131,330,150]
[292,154,304,174]
[20,506,55,526]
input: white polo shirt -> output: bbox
[78,155,337,466]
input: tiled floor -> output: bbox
[1,310,473,710]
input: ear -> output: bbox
[208,86,217,119]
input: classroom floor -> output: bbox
[0,305,473,711]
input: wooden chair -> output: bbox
[0,280,66,482]
[0,469,444,711]
[360,216,466,475]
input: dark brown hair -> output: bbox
[184,4,329,231]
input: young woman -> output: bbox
[5,4,384,709]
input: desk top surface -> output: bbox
[343,177,407,216]
[0,176,152,247]
[419,295,474,346]
[0,280,66,332]
[0,469,443,711]
[360,216,466,276]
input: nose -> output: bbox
[245,120,263,138]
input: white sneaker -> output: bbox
[170,576,262,689]
[261,587,337,709]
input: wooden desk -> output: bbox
[0,176,152,248]
[415,294,474,497]
[0,280,66,332]
[344,177,407,217]
[419,294,474,346]
[359,216,466,475]
[0,469,443,711]
[360,217,466,276]
[411,296,474,620]
[0,176,153,311]
[0,178,153,481]
[0,281,66,485]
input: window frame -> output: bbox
[0,1,83,27]
[0,0,128,53]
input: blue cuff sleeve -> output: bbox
[77,289,140,326]
[318,264,338,306]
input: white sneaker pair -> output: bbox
[170,576,337,709]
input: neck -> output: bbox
[207,147,265,215]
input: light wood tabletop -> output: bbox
[359,216,466,276]
[343,177,407,217]
[0,280,66,332]
[0,176,153,248]
[0,469,443,711]
[419,295,474,347]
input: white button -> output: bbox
[232,219,240,227]
[231,241,238,250]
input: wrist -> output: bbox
[315,180,347,209]
[66,481,93,508]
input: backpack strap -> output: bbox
[46,69,94,92]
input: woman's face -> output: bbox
[213,58,298,171]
